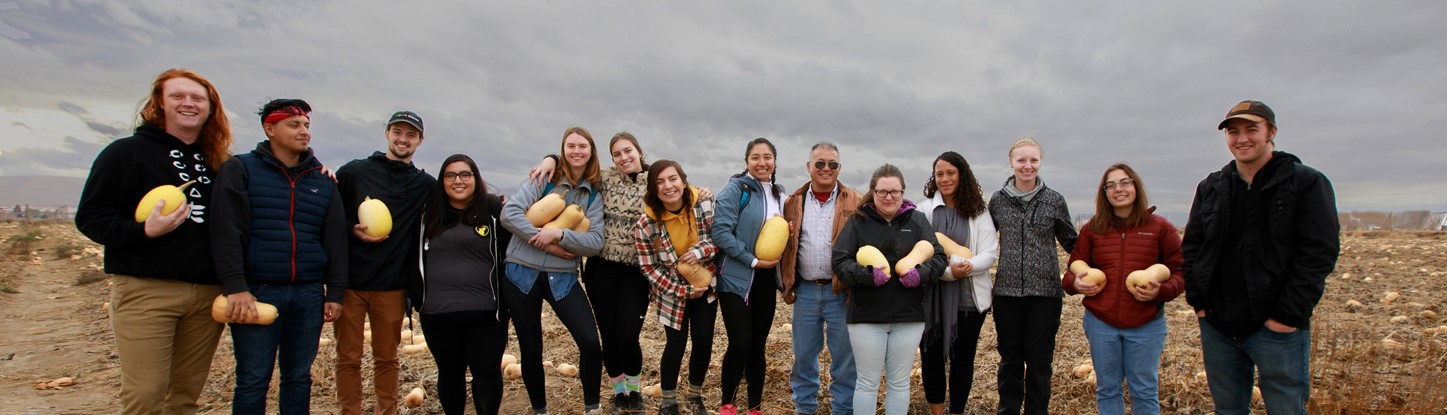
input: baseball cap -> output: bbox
[1217,100,1275,130]
[387,110,424,132]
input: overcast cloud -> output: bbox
[2,1,1444,220]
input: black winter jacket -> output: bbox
[1183,151,1339,339]
[336,152,435,291]
[832,201,948,324]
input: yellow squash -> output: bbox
[358,197,393,238]
[133,181,196,222]
[856,245,891,275]
[753,215,789,261]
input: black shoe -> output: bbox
[687,396,709,415]
[627,392,646,413]
[658,403,683,415]
[612,393,628,414]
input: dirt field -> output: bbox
[1,221,1443,414]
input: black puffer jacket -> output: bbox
[1183,151,1339,339]
[832,200,948,324]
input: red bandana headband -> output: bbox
[262,106,310,125]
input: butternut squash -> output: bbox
[1069,260,1106,288]
[894,240,935,276]
[675,260,714,288]
[1126,263,1171,289]
[504,363,523,380]
[571,217,591,232]
[556,363,579,377]
[210,295,279,325]
[856,245,891,275]
[754,215,789,261]
[525,193,567,227]
[357,197,393,238]
[542,204,585,230]
[404,387,425,407]
[134,181,196,222]
[934,232,974,259]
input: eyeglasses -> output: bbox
[812,161,841,170]
[443,171,474,182]
[1103,178,1135,191]
[873,190,903,199]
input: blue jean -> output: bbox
[848,322,924,415]
[790,282,856,414]
[1198,318,1311,415]
[229,282,325,415]
[1082,310,1167,415]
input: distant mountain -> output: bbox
[0,176,86,206]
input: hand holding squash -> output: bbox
[142,199,191,239]
[899,267,921,288]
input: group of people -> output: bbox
[77,68,1338,415]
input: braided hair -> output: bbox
[742,137,781,199]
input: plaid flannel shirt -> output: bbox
[633,195,717,330]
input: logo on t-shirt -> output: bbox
[475,226,490,237]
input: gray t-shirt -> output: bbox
[422,223,497,314]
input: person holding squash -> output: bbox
[1062,163,1184,415]
[211,98,349,414]
[76,68,234,414]
[528,132,714,413]
[408,154,512,415]
[832,163,947,415]
[498,126,607,415]
[632,160,718,415]
[916,151,999,415]
[711,137,787,415]
[988,137,1077,415]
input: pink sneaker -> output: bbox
[746,409,762,415]
[719,404,737,415]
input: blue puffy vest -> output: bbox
[236,152,334,284]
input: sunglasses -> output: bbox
[812,161,841,170]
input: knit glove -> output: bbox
[900,267,921,288]
[871,266,890,286]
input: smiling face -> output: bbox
[263,115,311,158]
[654,165,686,210]
[611,139,643,174]
[1103,168,1136,213]
[563,132,593,171]
[807,147,839,191]
[160,77,210,140]
[442,160,476,208]
[385,122,422,162]
[1010,144,1041,185]
[1222,118,1275,169]
[872,176,904,218]
[933,159,959,198]
[746,142,776,181]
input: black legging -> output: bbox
[921,309,988,414]
[420,310,508,415]
[582,258,651,379]
[993,296,1062,415]
[718,269,777,409]
[660,295,717,391]
[502,271,603,411]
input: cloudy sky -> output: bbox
[2,1,1444,220]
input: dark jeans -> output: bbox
[922,309,988,413]
[421,310,508,415]
[230,282,324,415]
[582,258,651,378]
[719,269,777,409]
[661,295,717,391]
[502,269,602,411]
[993,296,1062,415]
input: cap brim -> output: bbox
[1217,114,1265,130]
[388,119,423,133]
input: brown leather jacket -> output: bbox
[781,181,864,297]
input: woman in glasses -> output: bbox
[1062,163,1183,415]
[987,138,1077,415]
[832,164,946,415]
[410,154,511,414]
[915,151,999,415]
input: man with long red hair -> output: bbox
[76,68,234,414]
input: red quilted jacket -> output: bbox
[1062,213,1184,328]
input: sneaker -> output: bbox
[719,404,737,415]
[658,403,683,415]
[612,393,628,414]
[745,409,762,415]
[687,397,709,415]
[626,392,646,413]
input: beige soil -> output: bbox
[1,222,1444,414]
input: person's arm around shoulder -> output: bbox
[321,184,348,322]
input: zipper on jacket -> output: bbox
[278,164,322,284]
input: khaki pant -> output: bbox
[334,289,406,415]
[109,275,224,415]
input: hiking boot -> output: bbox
[687,396,709,415]
[626,392,646,413]
[658,403,683,415]
[612,393,628,414]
